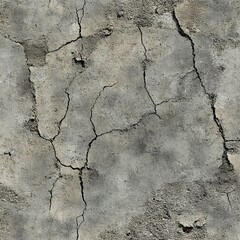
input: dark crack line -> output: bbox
[52,90,70,141]
[76,174,87,240]
[137,26,161,119]
[49,36,81,53]
[75,83,161,238]
[138,26,148,60]
[50,141,80,171]
[172,9,233,170]
[226,192,232,208]
[36,85,72,212]
[3,30,87,239]
[0,152,12,157]
[76,0,87,38]
[84,111,161,170]
[2,36,70,213]
[49,174,62,211]
[90,82,117,136]
[226,139,240,142]
[156,98,183,106]
[76,8,82,37]
[155,69,194,106]
[49,0,86,53]
[75,82,117,239]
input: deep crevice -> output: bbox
[172,9,233,171]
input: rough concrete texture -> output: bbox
[0,0,240,239]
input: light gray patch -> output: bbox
[100,174,239,240]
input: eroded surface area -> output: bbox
[1,0,240,239]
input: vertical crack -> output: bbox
[75,82,117,239]
[49,174,62,211]
[226,192,232,208]
[49,0,87,53]
[76,0,87,38]
[76,174,87,240]
[90,83,117,137]
[172,9,233,171]
[3,21,86,240]
[51,89,71,141]
[137,26,161,119]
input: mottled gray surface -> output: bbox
[0,0,240,239]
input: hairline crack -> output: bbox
[137,25,161,120]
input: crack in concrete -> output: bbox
[171,9,233,171]
[75,82,117,239]
[226,192,232,208]
[137,26,161,120]
[52,90,71,142]
[155,69,194,106]
[7,34,85,237]
[76,173,87,240]
[49,174,62,211]
[76,0,87,38]
[1,36,70,214]
[74,80,166,238]
[90,82,118,136]
[49,0,86,53]
[226,139,240,142]
[0,152,12,157]
[156,98,183,106]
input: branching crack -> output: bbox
[137,26,161,120]
[75,82,117,239]
[49,0,87,53]
[75,81,164,238]
[172,9,233,171]
[90,82,118,136]
[3,14,86,240]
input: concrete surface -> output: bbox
[0,0,240,239]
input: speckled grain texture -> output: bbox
[0,0,240,239]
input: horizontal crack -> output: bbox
[226,139,240,142]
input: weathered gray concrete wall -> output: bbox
[0,0,240,239]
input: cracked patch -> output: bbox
[1,0,240,239]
